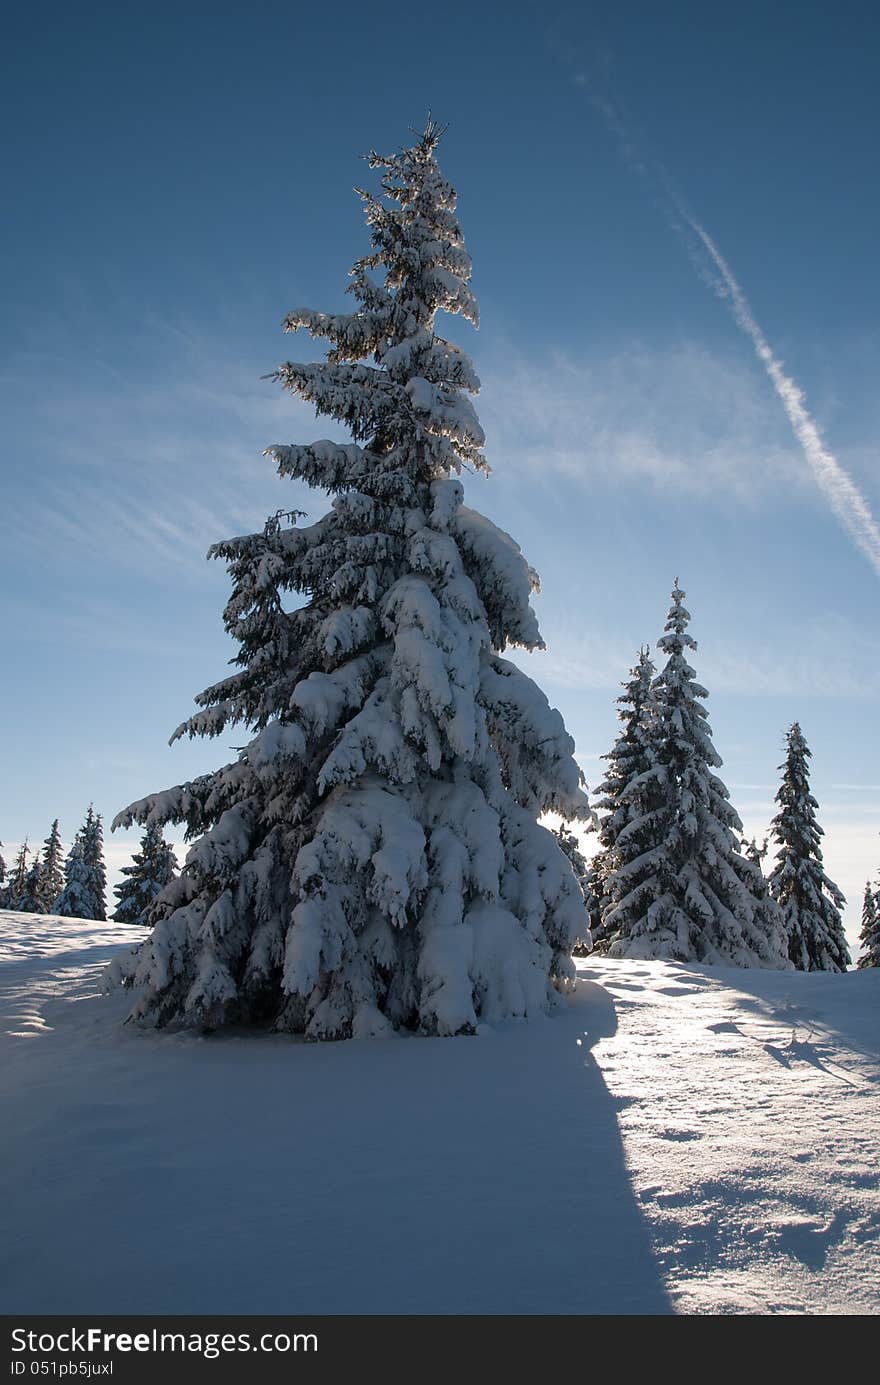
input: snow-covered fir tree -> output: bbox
[53,840,94,919]
[81,805,107,921]
[857,877,880,969]
[605,582,789,967]
[768,723,849,972]
[2,842,31,910]
[113,824,179,926]
[585,648,656,952]
[19,853,46,914]
[37,820,65,913]
[0,842,5,890]
[0,827,64,914]
[742,836,767,870]
[737,834,789,966]
[54,807,107,921]
[552,822,591,953]
[106,121,589,1038]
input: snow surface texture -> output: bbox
[2,913,878,1315]
[107,121,588,1037]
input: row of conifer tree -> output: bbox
[554,581,879,972]
[557,584,880,975]
[0,811,177,927]
[1,588,877,969]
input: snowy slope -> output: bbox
[1,911,878,1315]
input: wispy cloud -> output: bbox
[509,637,637,694]
[0,310,326,582]
[515,609,880,701]
[568,64,880,578]
[1,594,205,661]
[699,645,880,701]
[478,341,804,501]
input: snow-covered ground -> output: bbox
[1,912,878,1315]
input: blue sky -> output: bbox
[2,0,878,949]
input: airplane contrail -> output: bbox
[681,215,880,579]
[573,69,880,579]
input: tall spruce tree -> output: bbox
[606,582,788,966]
[0,842,5,890]
[585,648,656,952]
[858,876,880,969]
[113,824,179,926]
[54,808,106,921]
[768,723,849,972]
[37,820,65,913]
[106,121,589,1038]
[81,806,107,921]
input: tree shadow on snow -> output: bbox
[544,978,673,1314]
[2,972,673,1315]
[706,967,880,1072]
[0,941,136,976]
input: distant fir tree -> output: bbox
[113,824,179,926]
[53,840,92,918]
[3,841,31,911]
[768,723,849,972]
[54,807,107,920]
[857,877,880,969]
[586,648,656,952]
[606,582,789,967]
[0,841,5,889]
[37,820,65,913]
[19,853,46,913]
[106,121,589,1038]
[742,836,767,869]
[737,834,788,965]
[81,806,107,921]
[552,822,591,953]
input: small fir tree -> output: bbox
[37,820,65,913]
[113,824,179,926]
[106,121,589,1037]
[19,853,46,913]
[3,841,31,910]
[54,808,107,921]
[552,822,591,954]
[738,835,788,966]
[80,806,107,921]
[743,836,767,869]
[53,840,94,919]
[857,877,879,969]
[768,723,849,972]
[586,648,657,952]
[606,582,788,967]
